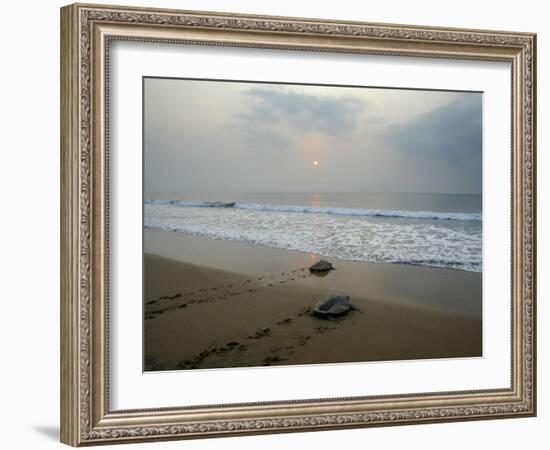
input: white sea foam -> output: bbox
[144,199,481,222]
[144,202,482,272]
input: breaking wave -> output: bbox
[144,199,481,222]
[144,201,482,272]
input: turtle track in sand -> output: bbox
[144,266,314,319]
[171,304,358,371]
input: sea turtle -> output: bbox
[311,293,357,320]
[309,259,334,272]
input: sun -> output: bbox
[313,160,319,166]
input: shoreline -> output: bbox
[145,229,482,317]
[144,225,482,275]
[144,229,482,371]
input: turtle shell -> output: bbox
[309,260,334,272]
[312,294,354,317]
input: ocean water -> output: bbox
[144,193,482,272]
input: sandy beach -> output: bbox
[144,229,482,371]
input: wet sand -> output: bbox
[144,229,482,371]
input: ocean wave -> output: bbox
[145,199,481,222]
[144,202,482,272]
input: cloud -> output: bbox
[387,94,482,164]
[236,87,365,137]
[144,77,482,195]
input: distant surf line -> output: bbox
[144,199,481,222]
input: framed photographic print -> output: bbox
[60,3,537,446]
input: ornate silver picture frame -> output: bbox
[60,3,536,446]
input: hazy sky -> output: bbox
[144,78,482,196]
